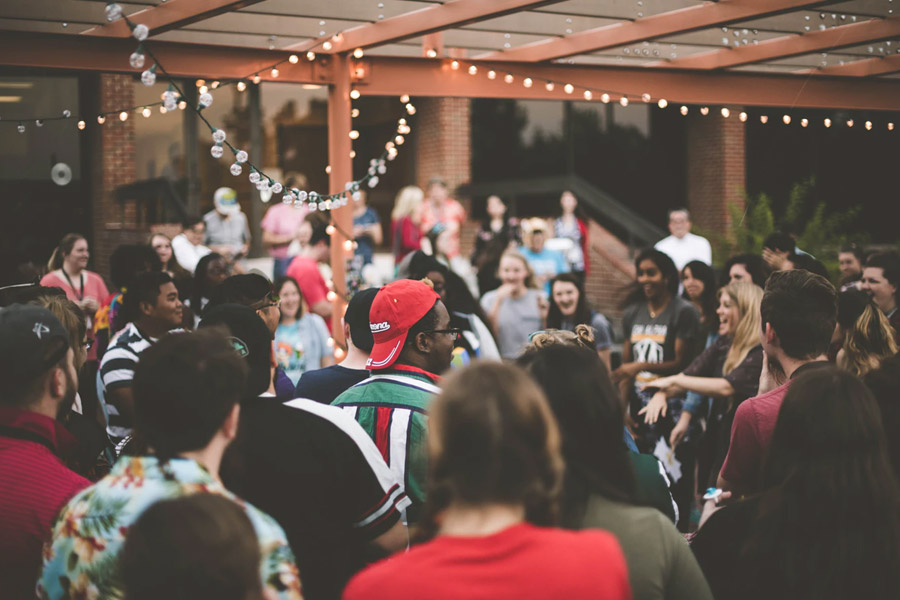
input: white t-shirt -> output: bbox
[654,232,712,271]
[172,233,212,274]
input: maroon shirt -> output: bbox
[0,406,89,599]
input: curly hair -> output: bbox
[526,325,595,352]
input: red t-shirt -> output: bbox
[719,361,832,495]
[343,523,631,600]
[0,407,89,599]
[719,379,793,495]
[286,255,331,329]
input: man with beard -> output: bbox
[0,305,89,599]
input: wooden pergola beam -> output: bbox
[0,31,329,84]
[657,15,900,70]
[2,32,900,111]
[82,0,265,38]
[356,56,900,111]
[804,53,900,76]
[286,0,564,53]
[477,0,828,63]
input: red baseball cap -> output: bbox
[366,279,441,370]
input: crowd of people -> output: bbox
[1,180,900,600]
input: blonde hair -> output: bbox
[527,325,594,351]
[392,186,424,220]
[48,233,86,271]
[720,281,764,376]
[841,303,898,377]
[33,294,86,370]
[498,249,539,290]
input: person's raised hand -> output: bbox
[638,391,668,424]
[670,417,690,447]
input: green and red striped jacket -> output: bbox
[332,366,439,524]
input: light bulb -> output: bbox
[307,51,316,61]
[583,90,592,100]
[564,83,574,94]
[271,68,279,78]
[289,54,299,64]
[642,93,652,103]
[824,118,832,128]
[721,107,730,118]
[846,119,853,127]
[199,93,213,108]
[230,163,243,176]
[353,48,364,59]
[350,89,361,99]
[504,74,514,84]
[249,171,261,184]
[349,130,360,139]
[620,96,629,107]
[342,240,353,251]
[141,68,156,86]
[523,77,532,88]
[405,103,416,115]
[132,24,149,42]
[395,135,405,145]
[760,115,769,123]
[426,48,437,58]
[400,95,410,103]
[105,2,123,21]
[129,51,145,69]
[889,123,895,131]
[326,225,336,235]
[97,115,106,124]
[601,93,610,104]
[468,65,478,75]
[142,107,151,118]
[211,144,224,158]
[487,70,496,80]
[237,81,246,92]
[212,129,226,143]
[252,74,261,84]
[235,150,248,163]
[322,41,332,51]
[545,81,555,91]
[739,112,748,122]
[657,98,668,108]
[680,105,688,115]
[865,120,872,130]
[801,118,809,127]
[783,114,791,124]
[450,60,459,70]
[77,120,86,130]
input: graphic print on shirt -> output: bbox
[630,323,667,383]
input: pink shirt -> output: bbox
[40,270,110,361]
[286,255,331,330]
[261,203,308,259]
[420,198,466,257]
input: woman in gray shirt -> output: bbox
[480,250,545,359]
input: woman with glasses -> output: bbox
[273,276,333,385]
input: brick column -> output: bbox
[91,74,139,279]
[685,110,746,241]
[414,97,473,255]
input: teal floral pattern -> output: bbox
[38,456,303,600]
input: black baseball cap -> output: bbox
[199,304,272,398]
[0,304,70,392]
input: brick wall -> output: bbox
[416,97,475,257]
[91,74,143,279]
[685,109,746,255]
[584,220,636,333]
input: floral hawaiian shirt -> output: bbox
[38,456,303,600]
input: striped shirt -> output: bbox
[331,368,439,525]
[222,395,411,599]
[99,323,153,441]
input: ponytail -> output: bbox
[48,233,86,271]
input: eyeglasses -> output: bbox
[252,292,280,310]
[82,338,94,350]
[425,328,462,341]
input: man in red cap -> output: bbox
[332,279,456,524]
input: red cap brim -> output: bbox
[366,333,407,370]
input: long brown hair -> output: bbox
[720,281,763,375]
[47,233,86,271]
[419,362,563,540]
[840,302,898,377]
